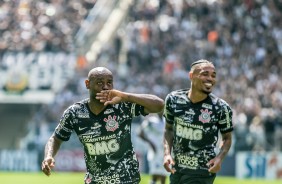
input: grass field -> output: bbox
[0,172,281,184]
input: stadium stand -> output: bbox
[0,0,96,151]
[1,0,282,177]
[0,103,40,149]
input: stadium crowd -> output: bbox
[1,0,282,154]
[0,0,96,54]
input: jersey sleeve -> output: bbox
[134,103,147,116]
[163,94,174,124]
[54,107,75,141]
[218,102,233,133]
[122,102,147,117]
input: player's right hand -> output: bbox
[41,156,55,176]
[163,154,176,174]
[96,90,122,106]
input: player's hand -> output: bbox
[207,157,221,173]
[96,90,122,105]
[163,154,176,174]
[42,156,55,176]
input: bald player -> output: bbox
[41,67,164,184]
[163,60,233,184]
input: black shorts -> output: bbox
[169,172,216,184]
[84,172,140,184]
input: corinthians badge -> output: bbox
[104,115,119,132]
[199,109,212,123]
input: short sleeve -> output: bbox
[54,107,75,141]
[126,102,147,117]
[218,103,233,133]
[163,94,174,124]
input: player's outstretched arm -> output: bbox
[96,89,164,113]
[42,135,63,176]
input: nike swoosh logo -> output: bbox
[175,109,182,113]
[79,127,87,131]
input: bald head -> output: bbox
[88,67,113,80]
[85,67,114,95]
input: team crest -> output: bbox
[104,115,119,132]
[199,109,212,123]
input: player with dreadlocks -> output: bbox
[163,59,233,184]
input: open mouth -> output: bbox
[204,83,213,88]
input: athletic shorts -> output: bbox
[169,172,216,184]
[84,172,140,184]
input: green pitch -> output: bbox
[0,172,281,184]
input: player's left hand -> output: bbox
[96,90,122,105]
[207,157,222,173]
[163,154,176,174]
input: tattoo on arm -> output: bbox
[45,135,62,158]
[218,132,232,160]
[164,123,174,156]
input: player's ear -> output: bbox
[85,79,90,89]
[189,71,193,79]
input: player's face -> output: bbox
[191,64,216,94]
[85,73,113,100]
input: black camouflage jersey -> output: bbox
[164,89,233,175]
[54,98,148,184]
